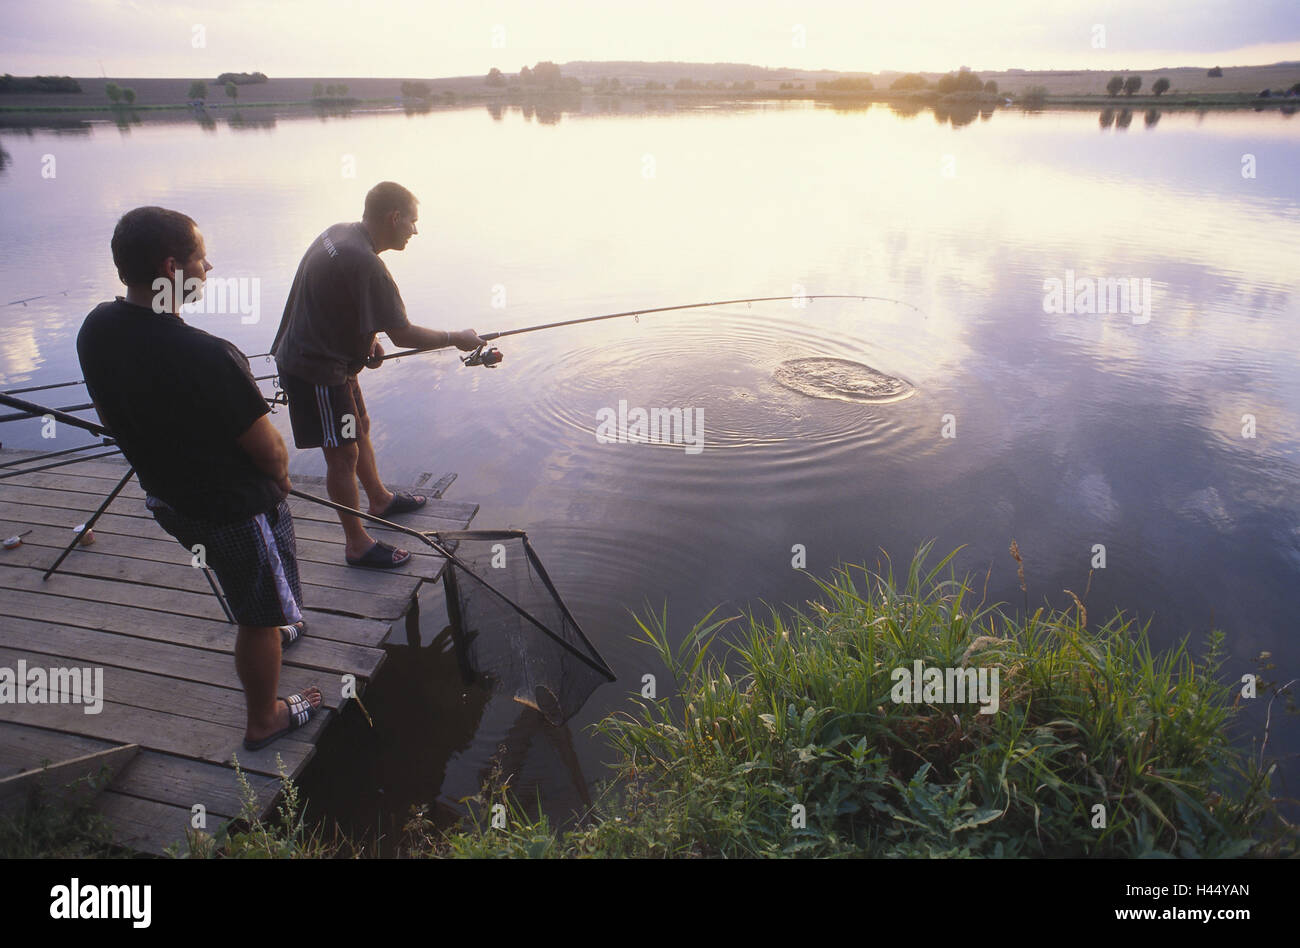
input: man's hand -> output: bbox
[365,339,385,369]
[236,415,291,500]
[451,328,485,352]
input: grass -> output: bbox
[434,542,1297,857]
[0,764,123,858]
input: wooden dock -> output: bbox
[0,450,476,855]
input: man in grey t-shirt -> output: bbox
[272,181,482,568]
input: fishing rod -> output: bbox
[375,293,920,369]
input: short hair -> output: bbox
[363,181,417,222]
[110,206,199,286]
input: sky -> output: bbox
[2,0,1298,78]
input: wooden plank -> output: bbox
[0,579,394,654]
[0,695,317,777]
[0,615,385,691]
[108,750,280,819]
[0,542,415,619]
[0,558,413,625]
[13,529,426,596]
[95,791,227,856]
[0,503,448,583]
[0,645,344,720]
[0,744,139,816]
[0,472,479,526]
[0,722,116,778]
[0,499,455,581]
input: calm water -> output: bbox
[2,100,1298,842]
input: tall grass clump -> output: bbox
[446,542,1294,857]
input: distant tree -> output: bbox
[486,67,505,87]
[1152,77,1170,96]
[609,77,620,90]
[674,77,694,90]
[936,66,982,94]
[337,84,348,96]
[983,79,998,94]
[743,80,755,90]
[188,80,207,100]
[890,73,928,91]
[519,66,532,83]
[1207,66,1223,78]
[1022,85,1049,107]
[401,81,430,98]
[122,87,135,105]
[313,82,323,97]
[1123,75,1142,96]
[532,61,562,87]
[105,82,121,103]
[1106,75,1124,96]
[779,82,791,90]
[325,84,336,95]
[1289,82,1300,95]
[215,71,267,85]
[225,81,238,102]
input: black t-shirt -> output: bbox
[271,221,411,385]
[77,298,282,524]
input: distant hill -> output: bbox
[556,60,841,83]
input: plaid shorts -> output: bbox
[148,497,304,628]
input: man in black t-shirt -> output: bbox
[271,181,483,569]
[77,205,321,751]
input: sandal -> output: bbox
[376,490,427,517]
[279,620,306,649]
[243,690,319,751]
[345,540,411,570]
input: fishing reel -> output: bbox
[461,344,504,368]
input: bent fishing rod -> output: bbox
[374,293,921,370]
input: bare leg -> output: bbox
[236,625,321,744]
[322,442,376,559]
[354,412,395,515]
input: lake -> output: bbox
[1,99,1297,844]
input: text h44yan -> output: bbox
[1042,270,1154,324]
[596,400,705,454]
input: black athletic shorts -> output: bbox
[148,497,304,628]
[279,373,368,449]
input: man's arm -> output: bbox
[235,414,291,496]
[386,324,482,352]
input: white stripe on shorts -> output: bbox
[316,384,338,448]
[253,512,302,626]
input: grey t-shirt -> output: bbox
[272,221,411,385]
